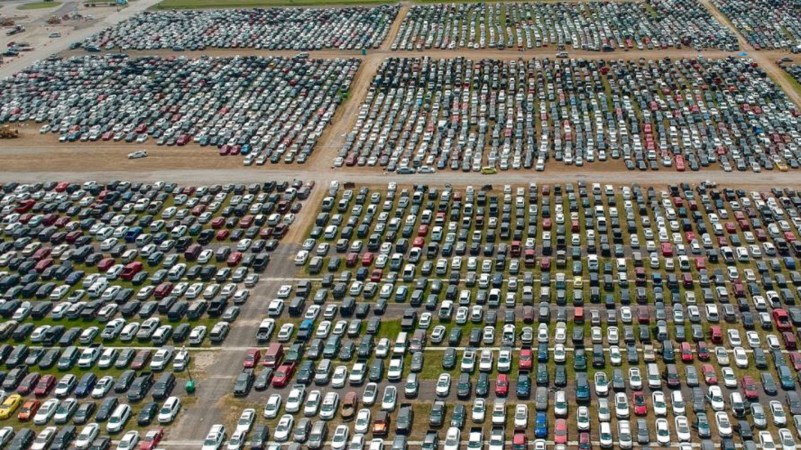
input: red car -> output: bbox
[680,342,693,362]
[495,374,509,397]
[131,350,153,370]
[139,428,164,450]
[791,352,801,371]
[742,376,759,401]
[33,374,56,397]
[633,391,648,416]
[272,362,296,388]
[554,418,568,444]
[513,431,528,450]
[697,342,710,361]
[519,349,533,371]
[243,349,261,368]
[702,364,717,385]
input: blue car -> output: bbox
[535,411,548,438]
[74,372,97,398]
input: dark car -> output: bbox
[95,397,118,422]
[74,372,97,398]
[73,402,96,425]
[443,348,456,370]
[137,402,158,426]
[250,425,269,450]
[429,401,446,427]
[254,368,274,391]
[50,425,76,450]
[127,372,154,402]
[152,373,175,400]
[233,369,254,397]
[456,373,472,399]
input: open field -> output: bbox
[16,1,61,9]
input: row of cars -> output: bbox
[339,56,801,173]
[392,0,739,51]
[0,55,360,165]
[712,0,801,50]
[80,6,399,52]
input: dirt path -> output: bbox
[380,1,408,51]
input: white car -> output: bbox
[779,428,797,450]
[653,391,668,416]
[761,431,778,450]
[436,373,451,397]
[514,404,528,430]
[577,406,590,431]
[362,383,378,406]
[715,411,733,437]
[304,390,321,417]
[31,427,58,450]
[618,420,633,450]
[675,415,691,442]
[472,398,486,423]
[354,408,371,434]
[733,347,749,368]
[127,150,148,159]
[381,386,397,411]
[263,394,282,419]
[708,386,725,411]
[594,372,609,396]
[331,424,349,450]
[332,365,348,388]
[444,427,461,450]
[597,398,611,422]
[33,399,59,425]
[714,346,730,366]
[285,385,305,413]
[599,422,613,448]
[727,329,742,346]
[320,392,340,420]
[615,392,630,418]
[554,390,568,417]
[91,376,114,399]
[387,359,403,381]
[235,408,255,434]
[106,404,132,433]
[158,396,181,424]
[655,418,671,445]
[553,344,566,363]
[671,390,686,415]
[629,368,643,390]
[273,415,293,442]
[75,423,100,449]
[746,330,761,348]
[722,366,738,387]
[116,430,140,450]
[771,400,788,426]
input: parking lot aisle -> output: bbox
[379,3,410,52]
[166,202,318,442]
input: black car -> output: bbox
[254,368,274,391]
[114,370,136,394]
[89,437,111,450]
[233,369,254,397]
[8,429,34,450]
[73,402,97,425]
[450,404,466,429]
[250,425,269,450]
[442,348,456,370]
[476,373,490,397]
[456,373,472,399]
[137,402,158,426]
[554,366,567,387]
[429,401,446,427]
[50,425,76,450]
[296,361,314,385]
[127,372,154,402]
[95,397,118,422]
[152,373,175,400]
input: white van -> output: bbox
[647,363,662,389]
[393,332,408,356]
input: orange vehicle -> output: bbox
[17,399,41,421]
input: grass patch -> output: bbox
[155,0,392,9]
[17,1,60,9]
